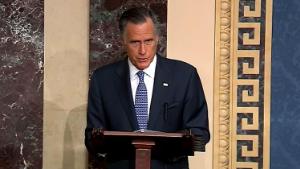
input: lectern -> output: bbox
[91,129,195,169]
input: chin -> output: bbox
[137,64,149,70]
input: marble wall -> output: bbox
[0,0,44,168]
[271,0,300,168]
[89,0,167,75]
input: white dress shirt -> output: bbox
[128,55,157,115]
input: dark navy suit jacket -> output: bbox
[85,55,210,169]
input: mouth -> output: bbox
[137,57,148,62]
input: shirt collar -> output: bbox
[128,55,157,79]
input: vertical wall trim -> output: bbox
[214,0,233,169]
[214,0,272,169]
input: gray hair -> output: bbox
[119,7,159,36]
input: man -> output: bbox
[85,7,210,169]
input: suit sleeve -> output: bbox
[85,71,107,154]
[182,68,210,151]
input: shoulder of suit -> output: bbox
[92,59,126,76]
[158,55,197,72]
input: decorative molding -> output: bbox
[214,0,272,169]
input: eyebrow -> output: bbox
[129,38,154,43]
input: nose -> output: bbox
[138,43,146,55]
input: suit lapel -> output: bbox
[115,59,139,130]
[148,56,172,130]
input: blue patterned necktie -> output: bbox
[135,71,148,130]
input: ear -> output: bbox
[121,31,128,44]
[120,38,127,52]
[155,35,159,44]
[120,35,125,44]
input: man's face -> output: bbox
[122,17,159,70]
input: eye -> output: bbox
[129,41,140,47]
[144,39,154,45]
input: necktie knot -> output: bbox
[137,71,145,82]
